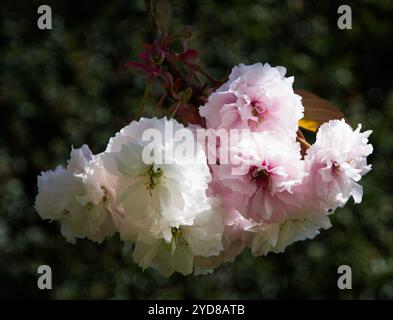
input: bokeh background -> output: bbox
[1,0,392,299]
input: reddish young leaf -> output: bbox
[295,89,345,132]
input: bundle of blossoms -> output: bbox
[35,4,373,277]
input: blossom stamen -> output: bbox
[251,101,267,126]
[144,165,164,196]
[167,227,188,254]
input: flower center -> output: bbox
[99,186,108,203]
[85,202,95,211]
[251,100,266,123]
[171,226,182,239]
[167,227,188,254]
[144,165,164,196]
[332,160,342,174]
[250,161,270,188]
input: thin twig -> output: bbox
[138,79,153,117]
[169,100,183,118]
[297,136,311,149]
[186,62,223,86]
[144,0,161,37]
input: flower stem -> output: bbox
[138,79,153,117]
[296,129,311,158]
[144,0,161,37]
[169,100,182,118]
[297,136,311,149]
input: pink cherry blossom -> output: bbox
[199,63,304,138]
[211,131,305,224]
[305,119,373,212]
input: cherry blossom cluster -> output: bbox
[35,63,373,276]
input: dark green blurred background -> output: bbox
[1,0,392,299]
